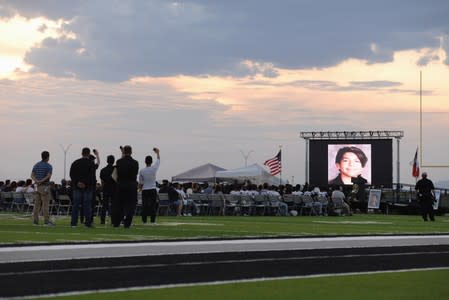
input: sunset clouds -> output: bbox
[1,1,448,183]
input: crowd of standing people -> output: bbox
[66,145,160,228]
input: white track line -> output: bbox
[2,235,449,252]
[2,235,449,263]
[9,267,449,300]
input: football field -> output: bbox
[1,213,449,299]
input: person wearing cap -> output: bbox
[415,172,436,221]
[99,155,116,225]
[80,149,100,225]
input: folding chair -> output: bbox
[135,192,142,216]
[56,194,72,215]
[239,195,254,216]
[331,197,348,216]
[300,194,318,216]
[197,194,210,215]
[24,192,35,214]
[316,194,329,216]
[11,192,26,212]
[0,191,13,211]
[282,194,296,211]
[49,193,58,216]
[95,194,102,217]
[189,193,204,215]
[292,194,304,212]
[267,195,286,216]
[158,193,170,216]
[223,194,241,216]
[252,194,267,216]
[207,194,225,216]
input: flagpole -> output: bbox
[420,70,422,168]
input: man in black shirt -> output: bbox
[80,150,100,225]
[69,147,96,227]
[114,145,139,228]
[351,174,367,202]
[415,172,436,221]
[100,155,116,225]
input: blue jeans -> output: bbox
[71,189,94,227]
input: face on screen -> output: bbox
[327,144,371,185]
[337,152,363,178]
[311,139,391,187]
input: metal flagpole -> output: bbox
[419,70,449,169]
[420,70,422,167]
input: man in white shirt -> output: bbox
[331,186,351,216]
[138,148,160,225]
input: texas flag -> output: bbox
[412,147,420,178]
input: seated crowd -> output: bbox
[1,177,357,218]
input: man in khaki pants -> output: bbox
[31,151,54,226]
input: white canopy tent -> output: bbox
[215,163,287,186]
[171,163,226,183]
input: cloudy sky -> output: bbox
[1,0,449,186]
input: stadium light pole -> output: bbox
[59,144,72,180]
[240,150,254,167]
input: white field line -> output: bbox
[2,235,449,253]
[312,221,393,224]
[9,267,449,300]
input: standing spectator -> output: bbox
[415,172,436,222]
[70,147,96,228]
[175,182,190,216]
[352,174,367,202]
[138,148,160,225]
[31,151,54,226]
[100,155,116,225]
[80,149,100,225]
[114,145,139,228]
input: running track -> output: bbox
[2,235,449,298]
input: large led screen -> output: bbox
[309,139,392,188]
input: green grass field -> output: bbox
[35,269,449,300]
[3,212,449,299]
[0,212,448,244]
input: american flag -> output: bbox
[412,147,420,178]
[264,150,282,176]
